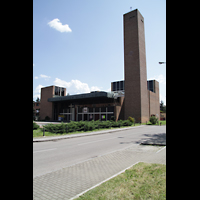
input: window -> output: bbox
[55,86,59,95]
[120,81,124,91]
[101,107,106,112]
[107,106,114,112]
[61,88,65,96]
[78,107,82,113]
[147,80,155,93]
[55,86,65,96]
[95,107,99,112]
[112,81,124,91]
[113,82,116,91]
[89,107,93,113]
[117,82,120,91]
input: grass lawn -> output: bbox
[75,162,166,200]
[159,120,166,125]
[141,120,166,126]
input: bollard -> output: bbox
[84,125,85,132]
[43,127,45,136]
[160,122,162,126]
[66,125,68,133]
[134,121,135,126]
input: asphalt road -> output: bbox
[33,125,166,178]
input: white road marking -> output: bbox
[156,146,166,153]
[33,148,57,154]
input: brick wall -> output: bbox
[40,86,54,120]
[148,80,160,120]
[124,9,149,123]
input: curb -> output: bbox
[33,125,146,142]
[140,142,166,146]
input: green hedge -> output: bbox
[33,122,39,130]
[43,120,134,134]
[149,116,158,125]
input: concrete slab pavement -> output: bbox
[33,144,166,200]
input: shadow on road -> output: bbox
[137,133,166,146]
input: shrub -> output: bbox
[149,116,158,125]
[121,120,132,126]
[67,121,78,132]
[128,116,135,123]
[84,121,95,131]
[102,121,112,128]
[33,122,39,130]
[110,116,115,121]
[42,119,134,134]
[111,121,120,127]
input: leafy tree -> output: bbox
[160,100,166,113]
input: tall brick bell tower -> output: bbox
[124,9,149,123]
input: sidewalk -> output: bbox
[33,144,166,200]
[33,125,145,142]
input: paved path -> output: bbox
[33,126,166,200]
[33,144,166,200]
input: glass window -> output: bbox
[78,107,82,113]
[108,106,114,112]
[101,115,106,121]
[120,81,124,90]
[117,82,120,91]
[78,114,82,121]
[107,114,114,120]
[89,107,93,113]
[101,107,106,112]
[55,86,59,95]
[61,88,65,96]
[95,107,99,112]
[147,80,155,92]
[113,82,116,91]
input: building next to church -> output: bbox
[39,9,160,123]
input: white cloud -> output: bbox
[34,74,51,80]
[54,78,101,95]
[106,87,111,92]
[160,93,166,105]
[33,84,44,100]
[149,74,166,85]
[90,86,101,92]
[47,18,72,33]
[40,74,51,79]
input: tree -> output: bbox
[36,97,40,102]
[160,100,166,113]
[33,101,36,120]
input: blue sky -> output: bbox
[33,0,166,104]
